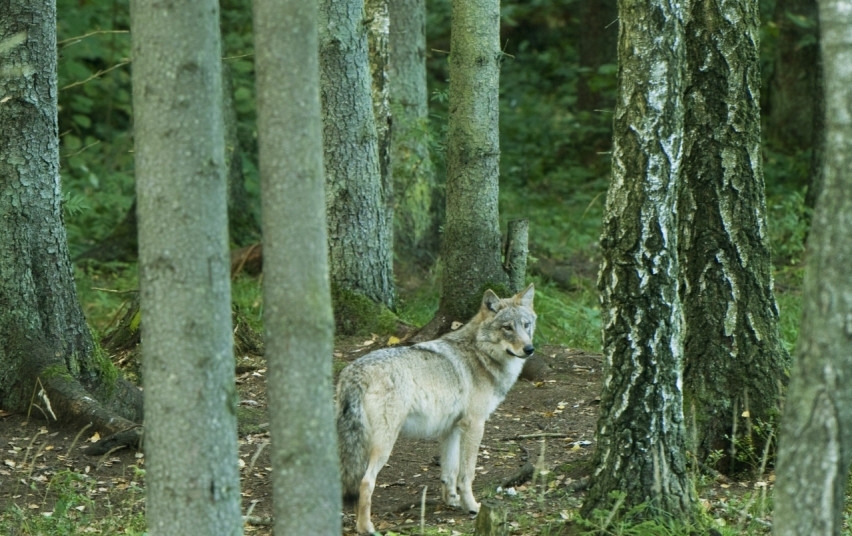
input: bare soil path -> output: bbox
[0,344,605,535]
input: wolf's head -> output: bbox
[476,284,537,360]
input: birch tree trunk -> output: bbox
[0,0,141,434]
[131,0,242,533]
[320,0,395,311]
[253,1,341,533]
[774,1,852,533]
[581,0,695,520]
[680,0,790,466]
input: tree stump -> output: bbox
[474,500,507,536]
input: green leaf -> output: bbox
[73,114,92,128]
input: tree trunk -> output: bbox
[130,0,242,533]
[576,0,617,113]
[389,0,439,267]
[438,0,509,324]
[366,0,393,241]
[254,0,342,532]
[774,1,852,534]
[680,0,790,467]
[581,0,695,521]
[320,0,395,310]
[766,0,821,153]
[0,0,141,433]
[223,62,260,247]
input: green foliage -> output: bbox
[532,278,600,350]
[578,491,734,536]
[57,0,135,257]
[231,274,264,333]
[73,263,138,335]
[0,469,146,536]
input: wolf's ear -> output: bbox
[482,289,502,314]
[514,283,535,309]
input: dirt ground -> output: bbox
[0,341,605,535]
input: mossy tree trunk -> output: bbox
[774,1,852,533]
[0,0,141,434]
[680,0,790,467]
[581,0,696,521]
[131,0,242,532]
[320,0,395,310]
[389,0,439,267]
[253,0,341,532]
[437,0,509,324]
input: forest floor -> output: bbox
[0,340,773,535]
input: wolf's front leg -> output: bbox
[457,418,486,513]
[439,428,461,507]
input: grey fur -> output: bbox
[335,284,536,533]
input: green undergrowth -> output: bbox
[0,468,146,536]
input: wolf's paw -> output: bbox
[355,518,375,534]
[443,491,461,507]
[462,499,480,514]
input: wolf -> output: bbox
[336,284,536,534]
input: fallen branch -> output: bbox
[507,432,571,440]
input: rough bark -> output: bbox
[366,0,393,239]
[130,0,242,533]
[504,219,529,295]
[253,0,342,533]
[581,0,696,521]
[774,1,852,534]
[0,0,141,435]
[320,0,395,310]
[680,0,790,466]
[389,0,439,267]
[438,0,509,324]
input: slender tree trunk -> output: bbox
[581,0,695,520]
[253,1,342,533]
[223,63,260,246]
[131,0,242,533]
[774,1,852,534]
[320,0,395,310]
[389,0,439,267]
[366,0,393,238]
[576,0,617,113]
[766,0,821,152]
[680,0,789,466]
[0,0,141,432]
[438,0,509,322]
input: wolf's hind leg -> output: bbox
[356,444,392,534]
[439,428,461,507]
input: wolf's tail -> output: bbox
[336,376,369,504]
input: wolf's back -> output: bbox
[336,371,369,503]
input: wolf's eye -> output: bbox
[523,322,531,330]
[502,324,513,331]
